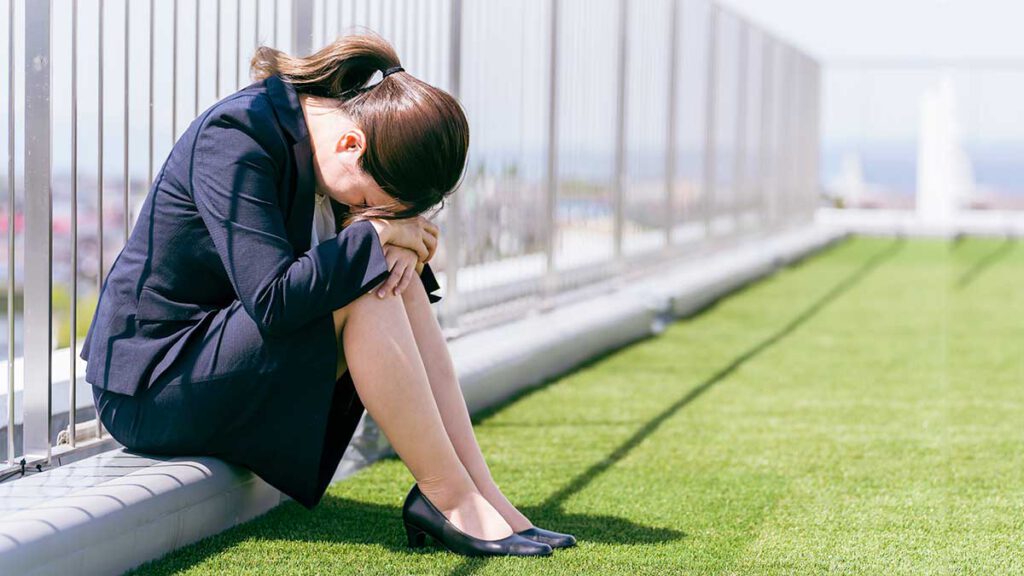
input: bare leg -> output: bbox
[332,290,514,540]
[398,277,535,533]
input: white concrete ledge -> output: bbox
[817,207,1024,238]
[0,223,845,576]
[0,452,280,576]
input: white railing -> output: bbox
[0,0,819,478]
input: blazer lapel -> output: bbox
[266,72,317,256]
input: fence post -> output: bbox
[701,3,718,239]
[612,0,628,266]
[664,0,680,249]
[5,0,15,464]
[291,0,314,56]
[732,20,747,236]
[543,0,560,302]
[441,0,463,329]
[23,0,53,464]
[810,58,821,222]
[758,34,772,231]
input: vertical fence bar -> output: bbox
[194,0,200,119]
[98,0,105,287]
[772,41,784,228]
[7,0,18,465]
[701,3,717,238]
[791,53,798,222]
[95,0,107,440]
[441,0,462,328]
[771,43,782,227]
[149,0,155,187]
[235,0,241,88]
[799,56,809,221]
[611,0,627,265]
[793,53,803,223]
[758,33,772,231]
[542,0,559,304]
[23,0,53,463]
[781,46,791,226]
[809,58,818,220]
[810,59,821,220]
[787,47,798,225]
[731,19,746,235]
[664,0,679,249]
[125,0,131,238]
[216,0,222,98]
[321,0,328,49]
[68,0,80,447]
[172,0,178,141]
[292,0,314,56]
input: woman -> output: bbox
[80,32,575,558]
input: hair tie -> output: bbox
[382,66,404,78]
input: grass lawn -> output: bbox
[126,236,1024,575]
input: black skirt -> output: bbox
[91,295,364,510]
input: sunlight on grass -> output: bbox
[125,237,1024,575]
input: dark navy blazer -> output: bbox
[80,73,442,396]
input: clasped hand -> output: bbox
[364,215,439,298]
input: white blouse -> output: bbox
[311,190,336,247]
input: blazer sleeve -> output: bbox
[191,100,394,339]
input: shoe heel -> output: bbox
[405,522,427,548]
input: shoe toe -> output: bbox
[517,526,577,549]
[509,536,553,556]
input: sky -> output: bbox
[721,0,1024,144]
[718,0,1024,62]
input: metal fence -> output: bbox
[0,0,819,477]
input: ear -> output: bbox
[336,129,367,154]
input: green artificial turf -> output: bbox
[126,236,1024,575]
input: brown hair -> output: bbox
[249,30,469,228]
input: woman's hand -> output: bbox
[376,244,422,298]
[368,215,439,263]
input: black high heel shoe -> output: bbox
[516,526,577,549]
[402,484,553,557]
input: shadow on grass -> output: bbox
[129,239,902,575]
[466,235,858,429]
[438,239,905,574]
[955,238,1015,290]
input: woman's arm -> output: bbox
[192,96,394,338]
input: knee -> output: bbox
[333,285,405,340]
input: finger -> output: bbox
[377,267,402,298]
[418,233,435,261]
[424,225,439,246]
[416,216,437,239]
[421,217,440,237]
[396,261,416,295]
[390,260,410,296]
